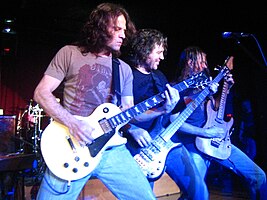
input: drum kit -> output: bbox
[16,99,50,154]
[16,99,50,186]
[0,100,50,199]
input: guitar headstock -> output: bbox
[214,56,234,78]
[215,65,231,77]
[225,56,234,71]
[184,71,210,89]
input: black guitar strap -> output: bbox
[112,57,121,106]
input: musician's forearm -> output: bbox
[178,123,207,137]
[34,89,76,127]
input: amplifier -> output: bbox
[0,115,17,153]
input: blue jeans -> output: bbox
[37,145,156,200]
[185,142,266,200]
[165,145,209,200]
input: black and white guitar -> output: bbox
[133,65,231,181]
[40,72,208,181]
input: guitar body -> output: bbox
[195,56,234,160]
[130,122,181,181]
[195,100,233,160]
[134,141,180,182]
[40,103,127,181]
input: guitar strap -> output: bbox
[112,57,121,106]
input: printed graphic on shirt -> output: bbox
[70,63,113,116]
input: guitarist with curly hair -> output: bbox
[33,3,180,199]
[123,29,210,200]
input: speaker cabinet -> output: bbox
[0,115,17,154]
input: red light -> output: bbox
[3,48,11,52]
[226,114,233,118]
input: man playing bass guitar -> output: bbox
[123,29,209,200]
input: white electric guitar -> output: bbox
[40,72,208,181]
[195,56,234,159]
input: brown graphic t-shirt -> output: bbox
[45,45,133,116]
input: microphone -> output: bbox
[222,32,251,39]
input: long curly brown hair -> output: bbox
[75,3,136,57]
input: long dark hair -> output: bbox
[75,3,136,56]
[175,46,210,82]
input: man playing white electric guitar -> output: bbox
[33,3,179,200]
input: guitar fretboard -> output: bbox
[216,80,229,123]
[106,72,209,130]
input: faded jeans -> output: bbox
[186,143,266,200]
[165,145,209,200]
[37,145,156,200]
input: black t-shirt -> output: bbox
[132,68,169,131]
[172,88,208,127]
[125,68,170,154]
[171,87,209,144]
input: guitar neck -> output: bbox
[160,87,211,141]
[160,69,226,141]
[107,74,206,130]
[172,72,207,91]
[216,80,229,122]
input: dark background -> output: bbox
[0,0,267,171]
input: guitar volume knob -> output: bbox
[84,162,89,167]
[72,168,78,173]
[74,156,80,162]
[63,163,69,168]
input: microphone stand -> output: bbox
[233,34,267,72]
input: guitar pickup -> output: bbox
[66,135,77,153]
[211,140,220,148]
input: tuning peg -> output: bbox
[214,65,222,71]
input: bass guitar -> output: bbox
[195,56,234,160]
[133,65,231,181]
[40,72,208,181]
